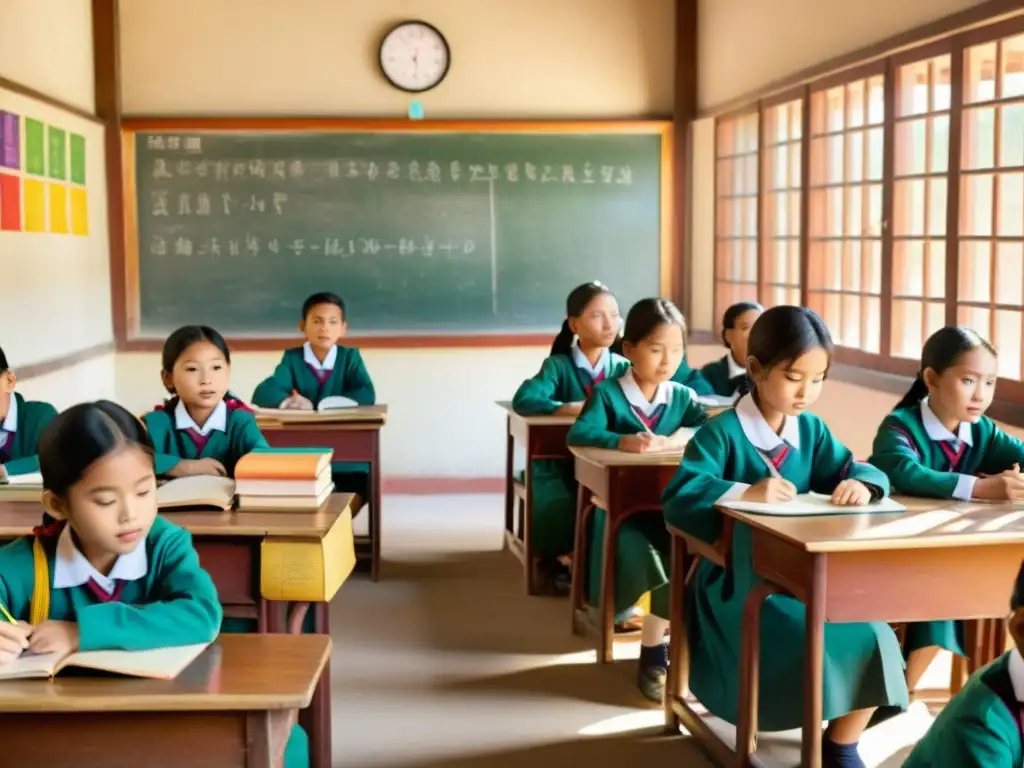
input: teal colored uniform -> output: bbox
[904,650,1024,767]
[670,358,714,395]
[869,399,1024,659]
[0,516,308,768]
[252,344,376,497]
[0,392,58,476]
[143,398,269,478]
[699,354,748,398]
[661,397,908,730]
[511,348,630,558]
[567,374,707,619]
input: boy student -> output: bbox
[252,292,376,504]
[904,558,1024,766]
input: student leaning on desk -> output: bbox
[0,400,311,768]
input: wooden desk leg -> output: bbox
[294,602,332,768]
[598,505,617,664]
[523,459,538,595]
[370,431,382,582]
[664,535,687,732]
[504,418,515,540]
[570,484,589,635]
[737,583,782,766]
[801,555,826,768]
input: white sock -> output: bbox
[640,614,669,647]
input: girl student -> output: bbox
[0,401,309,768]
[662,306,903,768]
[143,325,268,479]
[0,344,58,479]
[511,282,628,592]
[700,301,764,398]
[869,326,1024,693]
[567,298,707,702]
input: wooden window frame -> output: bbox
[708,11,1024,422]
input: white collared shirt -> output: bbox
[920,398,976,502]
[618,369,671,417]
[571,344,609,380]
[718,394,802,502]
[0,392,16,451]
[726,354,747,380]
[1009,647,1024,704]
[303,342,337,372]
[174,399,227,436]
[52,523,148,595]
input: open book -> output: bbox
[253,403,384,423]
[1,471,43,486]
[0,642,210,681]
[0,471,44,501]
[157,475,236,511]
[694,392,740,409]
[719,492,907,517]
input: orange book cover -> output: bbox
[234,449,333,480]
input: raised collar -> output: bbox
[174,399,227,436]
[734,393,801,452]
[52,523,148,594]
[920,397,973,447]
[618,368,671,416]
[303,342,337,372]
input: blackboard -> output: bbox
[125,121,672,338]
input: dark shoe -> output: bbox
[637,643,669,703]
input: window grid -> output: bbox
[760,98,804,308]
[714,113,760,318]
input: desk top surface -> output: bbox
[0,634,331,713]
[496,401,576,427]
[569,445,684,467]
[717,496,1024,552]
[256,403,387,428]
[0,494,353,539]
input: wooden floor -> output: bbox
[328,495,948,767]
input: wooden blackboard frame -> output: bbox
[118,118,675,350]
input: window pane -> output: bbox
[744,196,758,237]
[790,100,803,141]
[847,131,865,182]
[1000,33,1024,99]
[1001,104,1024,167]
[926,240,946,299]
[995,241,1024,307]
[841,293,862,347]
[928,178,947,237]
[829,134,845,182]
[965,42,998,104]
[788,238,801,284]
[895,179,926,236]
[847,80,866,128]
[827,187,844,236]
[963,107,996,169]
[898,59,929,117]
[960,174,994,236]
[770,104,789,144]
[925,301,946,341]
[892,300,924,358]
[789,143,802,187]
[997,173,1024,237]
[868,184,883,236]
[771,144,788,189]
[895,119,926,176]
[867,127,884,180]
[844,240,862,290]
[846,185,863,236]
[866,239,882,294]
[959,241,992,302]
[788,190,801,235]
[994,310,1022,378]
[868,75,885,125]
[931,115,950,173]
[826,86,845,132]
[894,240,925,296]
[744,239,758,279]
[958,305,991,341]
[934,55,952,111]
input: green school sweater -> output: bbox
[251,345,375,409]
[904,651,1023,767]
[670,358,714,395]
[567,378,707,449]
[700,355,746,398]
[144,401,269,477]
[511,353,631,415]
[869,405,1024,498]
[0,516,222,651]
[1,392,58,476]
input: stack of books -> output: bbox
[234,448,334,511]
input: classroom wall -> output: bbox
[0,1,116,403]
[697,0,992,110]
[116,0,676,479]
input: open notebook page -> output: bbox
[720,492,907,517]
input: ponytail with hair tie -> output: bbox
[893,373,930,412]
[550,319,575,357]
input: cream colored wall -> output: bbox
[116,0,676,477]
[697,0,992,110]
[0,0,95,114]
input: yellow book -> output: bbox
[261,506,355,602]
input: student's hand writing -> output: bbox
[742,478,797,504]
[168,458,227,478]
[974,464,1024,501]
[617,434,652,453]
[555,402,584,416]
[831,479,872,506]
[28,620,79,657]
[286,391,314,411]
[0,621,32,666]
[0,464,7,482]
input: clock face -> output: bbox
[379,21,451,93]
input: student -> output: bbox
[512,281,629,591]
[0,345,58,478]
[700,301,763,398]
[662,306,904,768]
[144,326,268,478]
[567,297,707,701]
[0,400,308,768]
[869,326,1024,692]
[904,558,1024,767]
[251,292,375,507]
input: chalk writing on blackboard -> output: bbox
[150,234,476,260]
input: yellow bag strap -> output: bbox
[30,537,50,625]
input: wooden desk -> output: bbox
[496,401,576,594]
[257,404,387,582]
[0,495,354,768]
[665,498,1024,768]
[0,633,331,768]
[569,445,684,662]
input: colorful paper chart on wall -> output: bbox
[0,111,87,236]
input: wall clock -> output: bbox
[379,21,451,93]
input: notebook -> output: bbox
[156,475,236,511]
[0,642,210,681]
[694,392,740,409]
[2,471,43,486]
[253,405,383,423]
[316,396,359,411]
[719,492,907,517]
